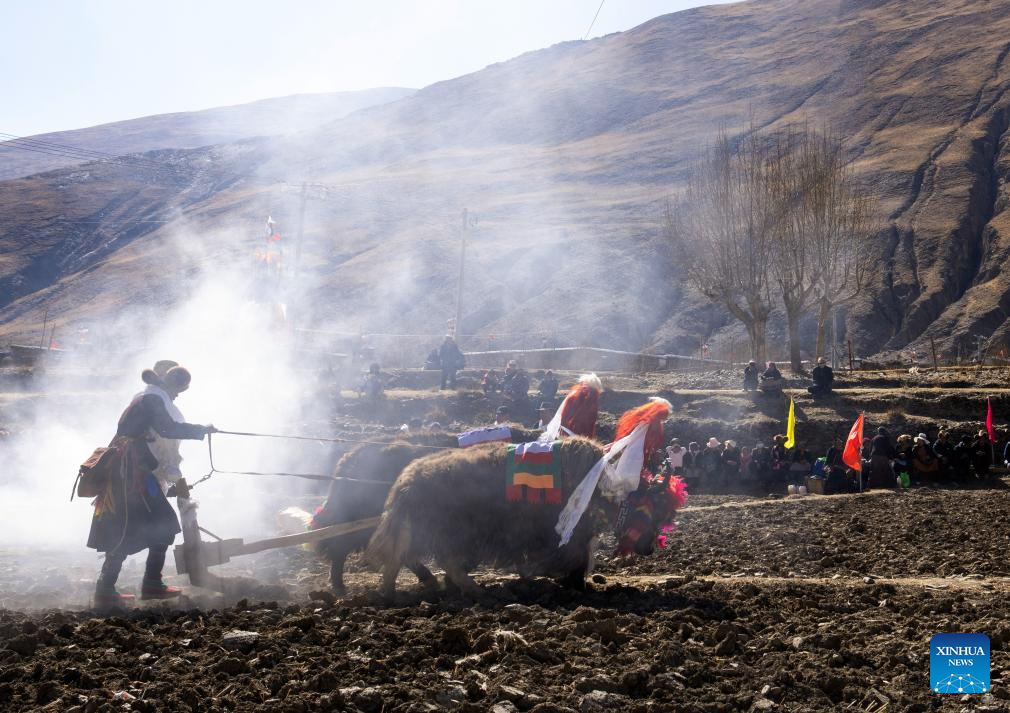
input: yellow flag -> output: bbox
[784,398,796,449]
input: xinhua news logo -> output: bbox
[930,633,990,693]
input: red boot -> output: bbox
[94,590,136,610]
[140,581,182,600]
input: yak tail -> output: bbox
[364,504,410,571]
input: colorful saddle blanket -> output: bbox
[506,440,562,505]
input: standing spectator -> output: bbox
[869,427,895,487]
[743,361,759,391]
[665,439,686,477]
[537,370,559,401]
[438,336,465,390]
[808,357,834,397]
[972,430,993,479]
[911,433,938,484]
[720,439,741,488]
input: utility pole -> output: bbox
[454,208,469,340]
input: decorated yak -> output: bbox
[311,425,541,592]
[366,400,687,597]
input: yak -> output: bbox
[365,436,679,597]
[311,426,541,593]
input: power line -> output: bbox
[583,0,606,40]
[0,130,189,183]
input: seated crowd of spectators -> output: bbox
[661,426,1004,495]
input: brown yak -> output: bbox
[312,425,542,593]
[366,436,621,597]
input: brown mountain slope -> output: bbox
[1,0,1010,361]
[0,88,414,182]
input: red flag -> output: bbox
[987,397,996,443]
[842,413,864,472]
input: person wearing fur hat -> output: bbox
[87,366,216,608]
[911,433,938,484]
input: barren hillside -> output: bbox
[1,0,1009,360]
[0,88,414,181]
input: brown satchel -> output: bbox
[72,443,122,501]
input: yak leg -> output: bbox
[441,558,482,598]
[380,563,401,598]
[408,562,437,589]
[557,566,588,591]
[327,543,351,594]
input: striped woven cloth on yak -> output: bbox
[506,440,562,505]
[457,425,512,448]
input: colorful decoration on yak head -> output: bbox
[506,441,563,505]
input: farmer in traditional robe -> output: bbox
[88,366,215,608]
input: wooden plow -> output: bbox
[173,495,380,592]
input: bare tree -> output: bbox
[666,130,779,363]
[767,128,822,372]
[798,129,876,359]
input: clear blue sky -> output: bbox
[1,0,736,136]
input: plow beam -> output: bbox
[174,516,383,576]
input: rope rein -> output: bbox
[189,429,452,489]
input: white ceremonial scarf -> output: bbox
[136,384,185,489]
[554,423,649,546]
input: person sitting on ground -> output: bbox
[869,427,895,487]
[534,402,554,429]
[953,433,974,481]
[358,363,385,401]
[720,439,741,488]
[789,446,812,488]
[911,432,938,484]
[423,349,441,371]
[683,442,701,491]
[824,438,849,493]
[739,445,753,481]
[537,370,559,401]
[438,335,465,390]
[697,437,722,492]
[971,430,993,479]
[751,443,773,490]
[743,360,759,391]
[481,369,500,396]
[400,417,423,434]
[771,434,789,482]
[893,434,913,489]
[506,369,531,405]
[808,357,834,397]
[933,430,954,481]
[494,406,510,425]
[665,438,686,478]
[759,362,784,393]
